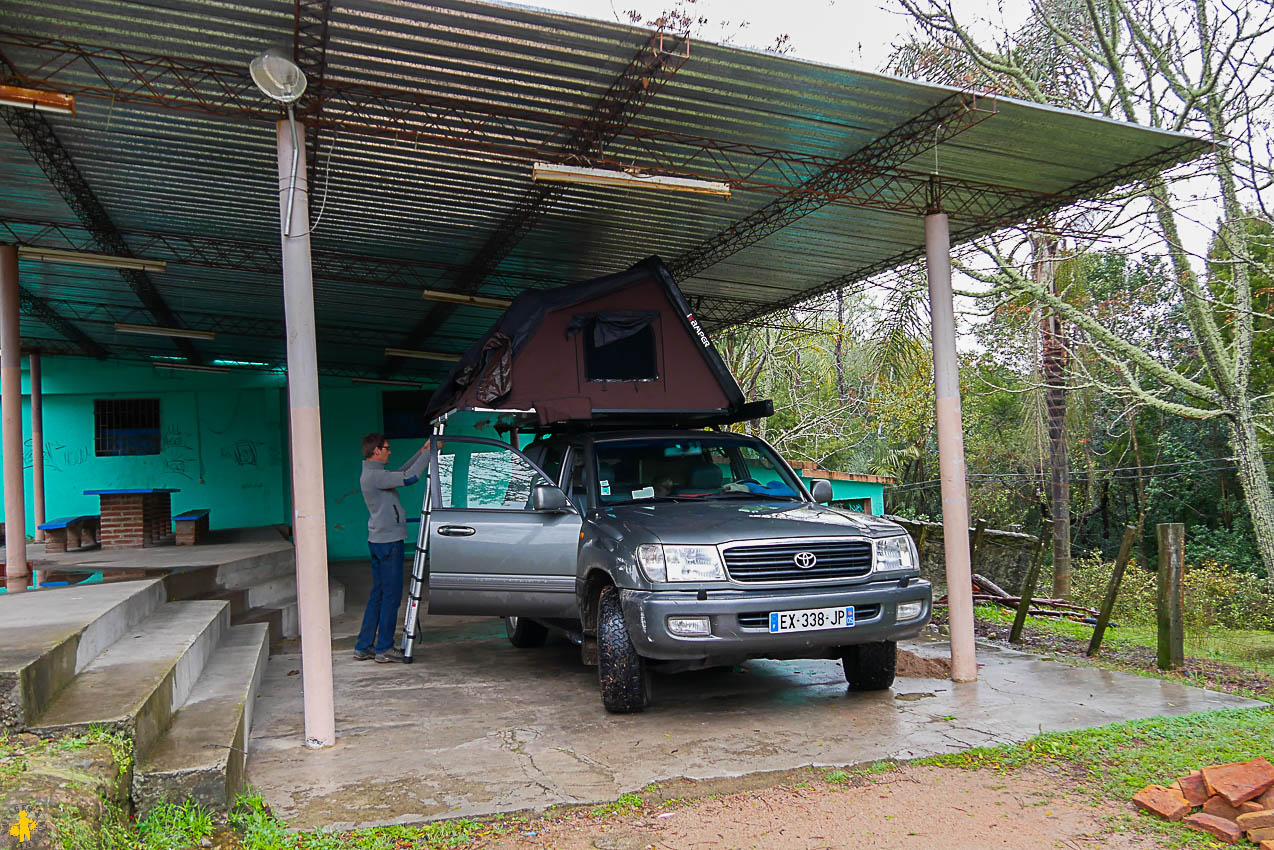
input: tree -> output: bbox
[895,0,1274,579]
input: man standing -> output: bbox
[356,433,428,662]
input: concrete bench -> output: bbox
[174,509,211,546]
[38,515,101,553]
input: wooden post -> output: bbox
[1087,524,1137,657]
[969,518,987,567]
[1156,523,1185,671]
[1009,531,1049,644]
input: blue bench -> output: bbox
[38,515,101,553]
[174,509,211,545]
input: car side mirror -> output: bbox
[810,479,833,504]
[532,484,569,511]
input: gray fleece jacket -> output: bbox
[361,447,428,544]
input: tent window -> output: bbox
[584,322,658,381]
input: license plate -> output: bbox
[769,606,855,633]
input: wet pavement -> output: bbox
[245,565,1261,830]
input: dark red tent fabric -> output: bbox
[425,257,767,427]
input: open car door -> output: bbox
[423,436,581,617]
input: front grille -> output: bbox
[738,604,881,629]
[722,540,873,583]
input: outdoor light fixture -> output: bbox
[18,246,166,272]
[0,84,75,116]
[419,288,512,309]
[249,47,308,236]
[116,322,216,341]
[531,163,732,198]
[154,362,231,374]
[383,347,462,362]
[352,377,423,388]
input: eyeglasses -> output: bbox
[378,444,390,450]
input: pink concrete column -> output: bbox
[925,212,977,683]
[1,244,27,590]
[29,351,44,543]
[277,116,335,748]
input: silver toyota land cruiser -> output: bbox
[414,428,931,713]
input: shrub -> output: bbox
[1069,556,1274,632]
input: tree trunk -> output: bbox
[1227,411,1274,580]
[1034,233,1070,598]
[835,288,847,403]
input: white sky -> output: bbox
[525,0,1028,75]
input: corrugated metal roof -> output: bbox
[0,0,1209,380]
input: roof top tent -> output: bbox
[424,257,772,435]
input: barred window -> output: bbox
[94,399,161,456]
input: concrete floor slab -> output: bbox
[246,564,1260,831]
[31,526,292,574]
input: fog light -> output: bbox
[897,601,924,621]
[667,615,711,636]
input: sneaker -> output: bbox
[375,649,405,663]
[353,648,375,661]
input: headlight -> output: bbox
[636,544,726,582]
[875,535,916,571]
[636,544,666,581]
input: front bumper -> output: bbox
[619,578,931,661]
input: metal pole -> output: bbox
[30,351,44,544]
[276,118,335,748]
[925,212,977,682]
[1,245,28,590]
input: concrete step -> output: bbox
[216,550,295,592]
[133,622,269,814]
[0,578,166,730]
[243,579,345,639]
[29,600,229,758]
[235,606,283,644]
[275,580,346,639]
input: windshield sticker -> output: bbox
[599,480,611,496]
[632,486,654,500]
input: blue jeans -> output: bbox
[356,540,404,654]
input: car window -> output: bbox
[593,437,802,505]
[437,441,551,510]
[565,448,588,511]
[525,440,567,486]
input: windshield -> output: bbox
[594,436,805,505]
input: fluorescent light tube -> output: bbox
[353,377,423,388]
[116,322,215,341]
[0,85,75,116]
[532,162,731,198]
[419,288,512,308]
[383,347,461,362]
[19,246,166,272]
[155,362,230,374]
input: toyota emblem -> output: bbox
[793,551,818,569]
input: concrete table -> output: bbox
[84,489,180,549]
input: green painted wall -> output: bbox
[0,357,417,562]
[796,474,886,515]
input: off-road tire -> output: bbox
[504,615,548,648]
[597,585,651,713]
[840,640,897,690]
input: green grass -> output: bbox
[136,800,216,849]
[590,792,644,818]
[976,603,1274,675]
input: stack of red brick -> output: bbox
[1135,758,1274,845]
